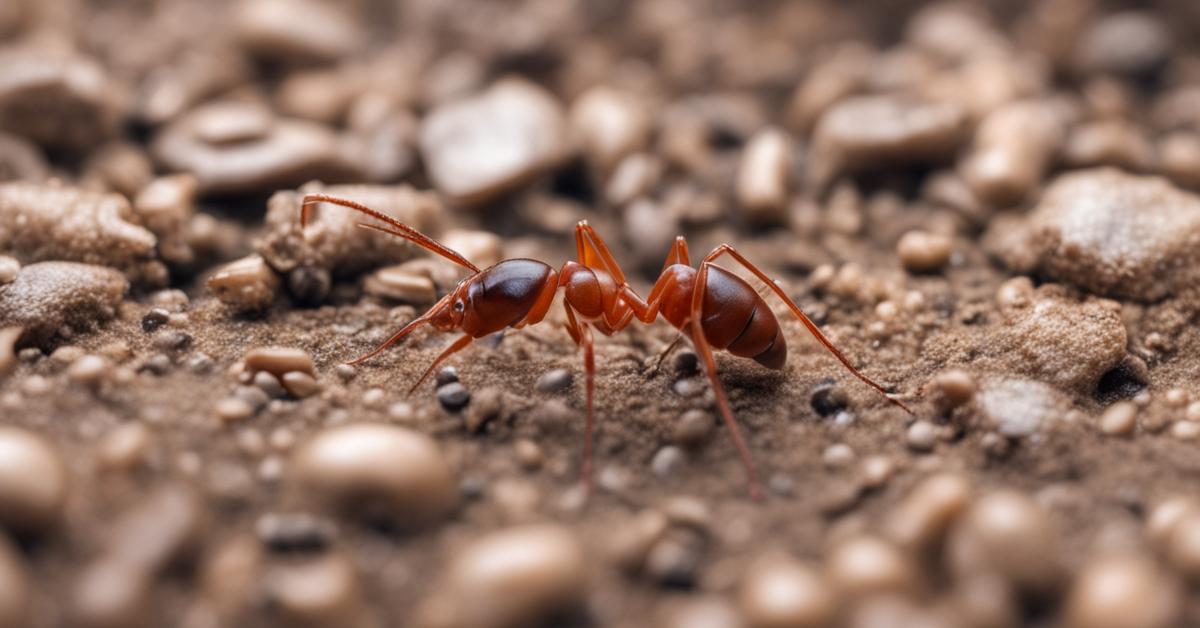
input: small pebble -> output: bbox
[96,423,152,473]
[906,421,938,451]
[68,354,110,385]
[206,255,280,313]
[141,308,170,333]
[737,128,792,225]
[513,439,544,471]
[946,490,1063,593]
[897,230,952,273]
[0,426,69,534]
[263,551,368,627]
[822,444,855,468]
[825,535,916,597]
[215,397,255,423]
[281,371,320,398]
[739,553,838,628]
[885,473,971,553]
[253,371,286,398]
[244,347,315,378]
[1099,401,1137,436]
[1065,552,1181,628]
[535,369,573,393]
[291,423,457,527]
[810,380,848,417]
[651,446,686,477]
[437,382,471,412]
[930,369,975,413]
[435,367,460,387]
[672,410,714,447]
[416,524,586,628]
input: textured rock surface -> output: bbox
[0,262,127,343]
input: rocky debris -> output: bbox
[243,347,315,380]
[207,255,280,313]
[0,181,165,285]
[808,95,965,190]
[1064,552,1181,628]
[0,426,68,535]
[946,490,1064,595]
[927,369,976,414]
[885,473,972,554]
[1000,169,1200,301]
[896,230,952,273]
[234,0,363,64]
[960,101,1064,207]
[785,43,873,132]
[291,423,457,527]
[0,262,127,344]
[152,101,364,195]
[1158,132,1200,190]
[569,86,651,177]
[976,377,1068,437]
[0,256,16,285]
[0,326,20,378]
[416,524,586,628]
[257,182,440,302]
[1072,11,1171,77]
[991,289,1126,393]
[362,265,437,304]
[82,141,155,199]
[738,553,838,628]
[132,174,198,268]
[1061,119,1154,171]
[0,46,121,151]
[736,128,792,225]
[825,535,917,598]
[420,78,568,207]
[262,551,371,628]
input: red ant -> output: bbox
[301,194,913,500]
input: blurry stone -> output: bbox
[605,153,662,207]
[1158,132,1200,190]
[929,369,975,414]
[1065,552,1181,628]
[153,101,363,195]
[961,101,1064,207]
[420,78,567,207]
[133,175,198,267]
[946,490,1064,594]
[0,426,68,535]
[1147,496,1200,550]
[106,484,204,574]
[739,553,838,628]
[82,142,155,198]
[0,326,20,378]
[416,524,586,628]
[1099,401,1137,436]
[136,44,251,126]
[785,42,873,132]
[825,535,917,597]
[363,266,436,304]
[96,423,153,473]
[0,181,165,285]
[976,378,1068,438]
[1062,120,1154,171]
[885,473,971,553]
[737,128,792,225]
[70,560,152,628]
[992,290,1126,393]
[0,256,17,285]
[570,86,650,176]
[906,3,1009,61]
[0,262,127,344]
[207,255,280,313]
[0,46,120,151]
[809,96,965,190]
[441,230,502,269]
[656,596,745,628]
[0,132,47,183]
[1021,169,1200,301]
[258,183,440,291]
[263,551,370,628]
[281,371,320,399]
[897,230,951,273]
[291,423,457,527]
[234,0,363,64]
[1073,11,1171,77]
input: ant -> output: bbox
[301,194,913,500]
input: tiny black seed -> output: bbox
[142,308,170,333]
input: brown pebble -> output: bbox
[739,553,838,628]
[1099,401,1137,436]
[264,551,369,628]
[929,369,975,413]
[363,266,437,304]
[416,524,586,628]
[885,473,971,553]
[607,509,669,573]
[569,86,651,176]
[0,47,120,151]
[216,396,255,422]
[737,128,792,225]
[207,255,280,312]
[825,535,917,597]
[1065,552,1181,628]
[1147,496,1200,549]
[96,423,153,473]
[235,0,362,64]
[245,347,315,378]
[292,423,456,527]
[513,439,544,471]
[68,354,110,385]
[0,256,17,285]
[441,230,503,269]
[420,78,567,207]
[0,426,68,534]
[70,560,152,628]
[0,326,21,378]
[946,490,1063,593]
[897,230,952,273]
[961,101,1064,207]
[281,371,320,398]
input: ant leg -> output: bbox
[620,236,692,324]
[345,295,452,365]
[563,304,597,496]
[703,245,913,415]
[651,332,685,375]
[405,334,473,396]
[575,221,628,284]
[690,262,765,501]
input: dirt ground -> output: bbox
[4,0,1200,627]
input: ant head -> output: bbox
[429,278,471,331]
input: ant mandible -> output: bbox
[301,193,913,500]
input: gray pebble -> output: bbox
[435,366,459,387]
[536,369,573,393]
[651,446,686,477]
[437,382,471,412]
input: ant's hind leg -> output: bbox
[702,244,913,415]
[563,304,598,496]
[689,262,765,501]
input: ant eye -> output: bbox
[453,301,465,312]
